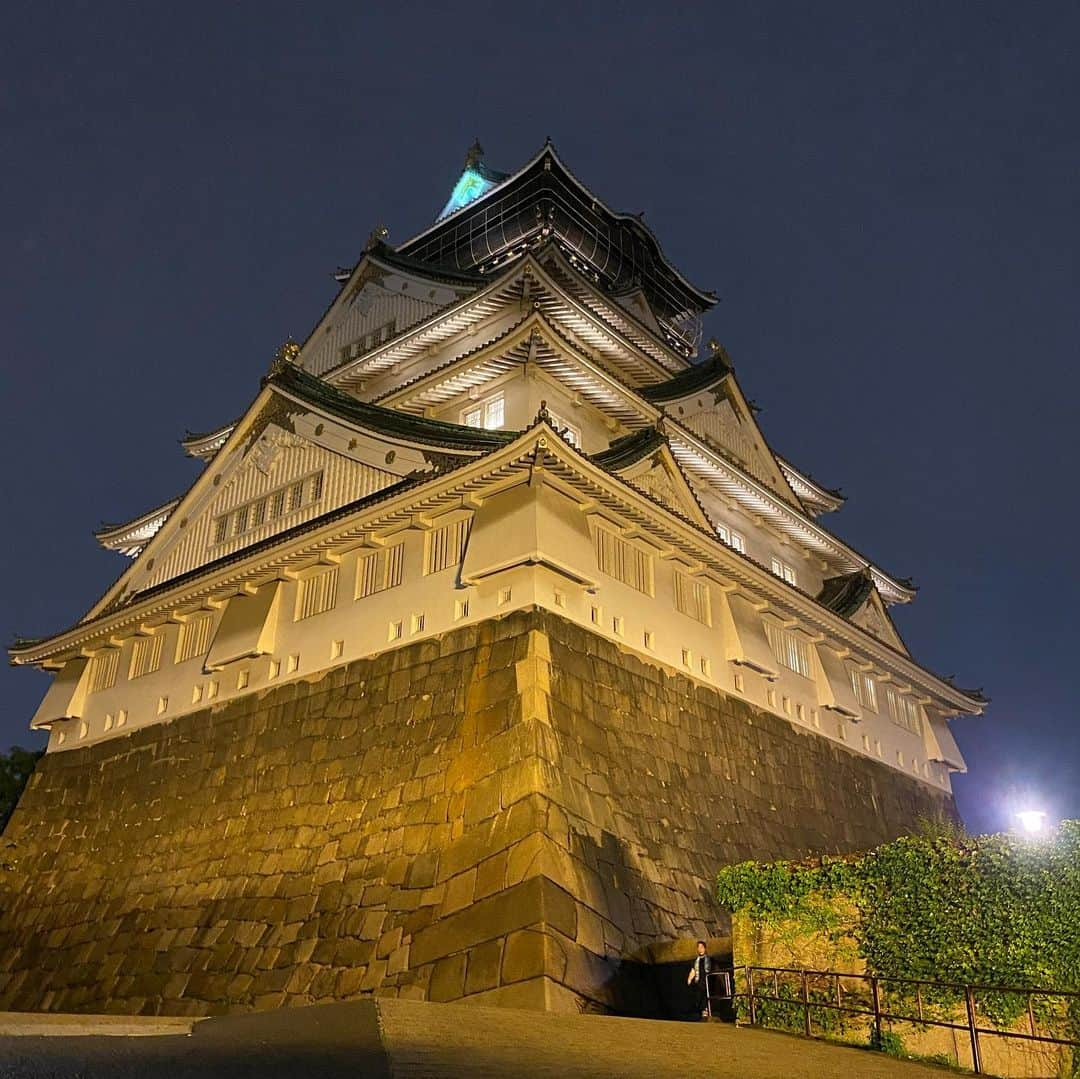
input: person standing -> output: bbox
[687,940,711,1019]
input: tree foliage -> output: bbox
[0,746,42,833]
[717,822,1080,1056]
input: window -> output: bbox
[454,597,470,620]
[673,571,711,625]
[296,566,339,621]
[700,657,711,677]
[355,542,405,599]
[849,668,879,713]
[410,613,426,634]
[643,630,654,650]
[612,616,624,636]
[388,621,403,642]
[548,411,581,447]
[462,392,504,430]
[286,655,299,674]
[89,650,120,693]
[157,696,169,715]
[763,622,812,678]
[886,687,923,733]
[330,640,344,660]
[269,659,281,680]
[425,518,471,575]
[212,470,325,546]
[129,634,164,680]
[594,527,653,595]
[716,524,746,553]
[681,648,693,669]
[498,587,513,606]
[176,614,214,664]
[340,318,397,364]
[237,670,249,690]
[770,557,797,586]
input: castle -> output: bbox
[1,142,983,1015]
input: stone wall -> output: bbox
[0,609,954,1016]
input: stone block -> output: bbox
[428,952,467,1003]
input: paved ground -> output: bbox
[0,998,960,1078]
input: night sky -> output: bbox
[2,3,1077,836]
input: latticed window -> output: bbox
[129,634,164,680]
[425,518,471,576]
[462,393,504,430]
[886,687,923,733]
[764,622,812,678]
[176,614,214,664]
[716,524,746,553]
[211,470,325,546]
[356,542,405,599]
[295,566,339,621]
[595,527,653,595]
[548,411,581,447]
[849,668,879,713]
[89,650,120,693]
[673,570,710,624]
[770,557,797,586]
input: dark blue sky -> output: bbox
[2,2,1077,835]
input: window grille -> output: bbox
[425,518,471,575]
[673,570,710,625]
[717,524,746,553]
[848,668,879,713]
[176,614,214,664]
[129,634,164,680]
[212,470,324,546]
[770,557,797,586]
[463,393,504,430]
[339,318,397,364]
[886,687,923,733]
[594,527,652,595]
[356,542,405,599]
[764,622,812,678]
[548,411,581,447]
[89,650,120,693]
[296,566,339,621]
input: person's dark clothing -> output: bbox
[691,953,711,1017]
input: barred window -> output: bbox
[849,668,879,713]
[129,634,164,680]
[886,687,923,733]
[673,570,711,625]
[89,650,120,693]
[716,524,746,553]
[339,318,397,364]
[770,557,797,586]
[594,527,652,595]
[355,542,405,599]
[548,411,581,448]
[176,614,215,664]
[764,622,812,678]
[295,566,339,621]
[462,393,504,430]
[211,470,324,546]
[425,518,471,575]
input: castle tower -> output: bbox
[2,143,983,1016]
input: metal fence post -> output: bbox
[870,975,882,1049]
[801,969,812,1037]
[747,967,757,1026]
[965,985,983,1074]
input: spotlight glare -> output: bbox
[1016,810,1048,836]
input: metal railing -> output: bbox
[706,964,1080,1075]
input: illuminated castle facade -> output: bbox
[2,142,983,1015]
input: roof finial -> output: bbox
[365,224,389,251]
[536,399,551,423]
[266,339,300,381]
[464,138,484,169]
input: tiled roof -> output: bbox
[639,350,732,402]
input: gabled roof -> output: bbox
[95,496,181,556]
[270,363,517,452]
[639,348,733,402]
[437,141,510,221]
[397,141,716,343]
[817,569,877,618]
[591,428,667,471]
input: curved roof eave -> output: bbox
[397,141,717,311]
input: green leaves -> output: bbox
[717,822,1080,1022]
